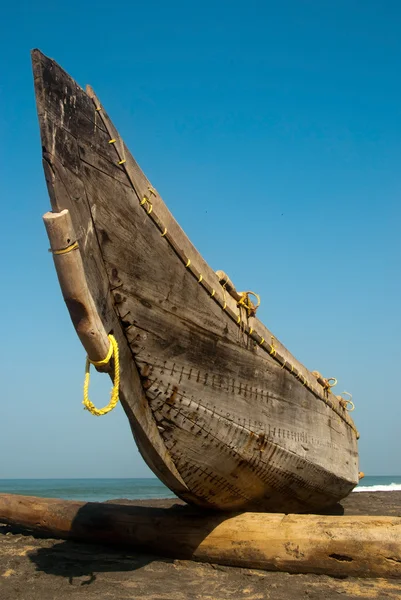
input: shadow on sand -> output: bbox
[13,502,224,586]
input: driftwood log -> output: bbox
[0,494,400,578]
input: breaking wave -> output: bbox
[353,483,401,493]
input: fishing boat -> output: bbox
[32,49,359,512]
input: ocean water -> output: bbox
[0,478,176,502]
[353,475,401,493]
[0,476,400,502]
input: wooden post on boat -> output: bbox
[43,209,110,368]
[1,494,401,579]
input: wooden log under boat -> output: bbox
[32,48,359,513]
[1,494,400,579]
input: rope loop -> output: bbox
[337,391,355,412]
[83,335,120,416]
[237,291,261,317]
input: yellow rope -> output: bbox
[269,336,277,356]
[237,291,261,316]
[83,335,120,416]
[140,196,153,214]
[222,283,227,311]
[337,392,355,412]
[52,241,79,256]
[89,341,114,367]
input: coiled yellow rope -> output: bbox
[83,335,120,416]
[337,391,355,412]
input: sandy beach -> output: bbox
[1,491,400,599]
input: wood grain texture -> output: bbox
[43,209,111,365]
[1,494,400,578]
[32,49,191,501]
[32,49,359,512]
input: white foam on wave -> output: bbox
[353,483,401,492]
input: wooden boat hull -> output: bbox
[32,50,359,512]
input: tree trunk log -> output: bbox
[0,494,400,578]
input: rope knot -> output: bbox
[237,291,260,317]
[312,371,337,394]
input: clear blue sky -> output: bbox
[1,1,400,478]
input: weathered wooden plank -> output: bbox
[72,91,346,419]
[77,139,131,188]
[146,388,355,511]
[32,49,193,500]
[79,162,241,341]
[85,85,349,407]
[79,156,354,425]
[1,494,401,578]
[33,50,107,139]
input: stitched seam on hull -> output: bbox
[137,358,352,425]
[178,463,253,505]
[149,391,356,501]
